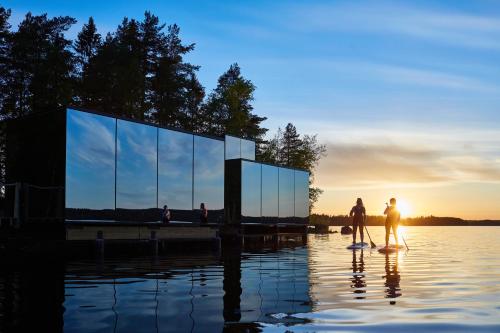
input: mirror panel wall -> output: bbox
[65,108,116,220]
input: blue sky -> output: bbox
[8,0,500,218]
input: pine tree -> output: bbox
[74,17,102,106]
[258,124,326,210]
[150,23,199,128]
[0,7,12,119]
[1,12,76,117]
[203,63,267,140]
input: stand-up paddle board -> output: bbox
[347,242,369,249]
[377,244,405,253]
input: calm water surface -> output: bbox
[1,227,499,332]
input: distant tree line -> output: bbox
[0,7,325,208]
[310,214,500,226]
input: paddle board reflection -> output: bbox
[383,252,402,304]
[350,249,366,299]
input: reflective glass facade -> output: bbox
[279,168,295,218]
[66,109,116,216]
[158,129,193,210]
[226,159,309,224]
[261,164,279,221]
[240,139,255,160]
[116,120,157,210]
[294,170,310,219]
[194,135,225,220]
[241,161,261,221]
[65,108,308,223]
[224,135,255,161]
[225,135,241,160]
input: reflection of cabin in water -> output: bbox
[1,107,309,245]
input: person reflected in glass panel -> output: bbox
[200,203,208,224]
[161,205,171,224]
[349,198,366,245]
[384,198,401,248]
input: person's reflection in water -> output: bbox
[383,252,402,304]
[350,249,366,299]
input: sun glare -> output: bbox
[397,199,412,217]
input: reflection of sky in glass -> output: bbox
[261,165,279,217]
[116,120,157,209]
[66,109,115,210]
[242,161,261,217]
[295,171,309,218]
[279,168,295,218]
[158,129,193,210]
[194,136,224,210]
[225,135,240,160]
[241,139,255,160]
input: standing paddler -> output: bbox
[349,198,366,245]
[384,198,401,248]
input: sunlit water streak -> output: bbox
[0,227,499,332]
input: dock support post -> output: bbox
[150,231,158,256]
[13,182,21,228]
[96,230,104,257]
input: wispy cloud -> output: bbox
[316,140,500,190]
[286,2,500,50]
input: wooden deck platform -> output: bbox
[65,220,217,241]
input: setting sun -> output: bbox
[397,199,412,217]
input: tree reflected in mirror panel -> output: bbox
[116,120,157,219]
[279,168,295,220]
[225,135,240,160]
[295,170,310,221]
[158,129,193,212]
[66,109,116,220]
[194,136,224,221]
[240,139,255,160]
[261,164,279,223]
[241,161,261,222]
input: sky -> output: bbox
[6,0,500,219]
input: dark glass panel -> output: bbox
[240,139,255,160]
[158,129,193,211]
[194,136,224,221]
[279,168,295,218]
[241,161,261,221]
[66,109,116,214]
[116,120,157,212]
[225,135,240,160]
[294,170,309,218]
[261,164,278,222]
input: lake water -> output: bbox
[1,226,499,332]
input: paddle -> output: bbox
[364,225,376,248]
[401,234,409,250]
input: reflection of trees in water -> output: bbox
[350,249,366,299]
[384,252,402,304]
[0,237,310,333]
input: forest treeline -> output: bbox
[0,7,326,208]
[311,214,500,226]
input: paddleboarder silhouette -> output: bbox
[383,198,401,248]
[349,198,366,245]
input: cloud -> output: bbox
[286,2,500,50]
[316,141,500,189]
[68,110,115,169]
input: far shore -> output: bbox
[311,214,500,226]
